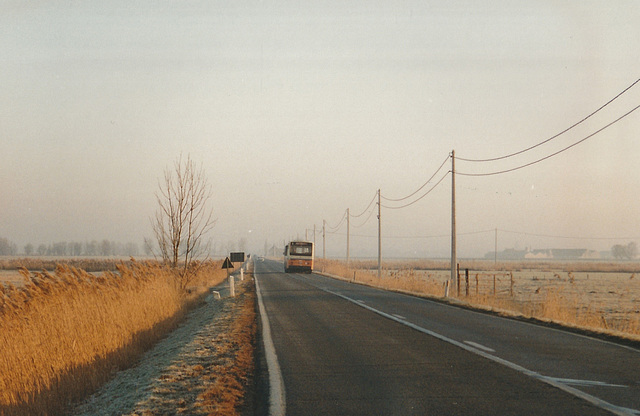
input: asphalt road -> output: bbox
[255,258,640,416]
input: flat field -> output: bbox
[399,268,639,324]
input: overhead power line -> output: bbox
[350,192,378,218]
[325,229,493,239]
[325,210,347,231]
[457,77,640,163]
[350,201,377,228]
[381,155,450,202]
[381,171,450,209]
[457,102,640,177]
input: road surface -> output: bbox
[255,258,640,416]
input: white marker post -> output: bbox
[222,256,235,298]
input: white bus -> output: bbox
[283,241,314,273]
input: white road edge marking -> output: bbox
[321,287,638,416]
[392,314,406,320]
[464,340,495,353]
[255,275,286,416]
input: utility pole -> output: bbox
[323,220,326,260]
[346,208,350,264]
[451,150,457,294]
[377,189,382,278]
[313,224,316,251]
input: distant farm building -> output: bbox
[486,248,601,261]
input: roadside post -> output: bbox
[222,257,235,297]
[230,275,235,297]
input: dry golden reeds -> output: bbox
[316,259,444,298]
[0,259,226,416]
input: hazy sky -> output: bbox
[2,1,639,258]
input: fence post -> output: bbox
[465,268,469,296]
[493,274,496,296]
[509,272,514,297]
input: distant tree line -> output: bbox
[0,238,18,256]
[0,236,140,257]
[611,242,638,260]
[145,238,247,259]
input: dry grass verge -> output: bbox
[0,260,226,416]
[317,259,444,297]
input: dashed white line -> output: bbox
[464,340,495,353]
[544,377,628,389]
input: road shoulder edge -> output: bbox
[254,273,286,416]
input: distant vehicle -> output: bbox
[283,241,314,273]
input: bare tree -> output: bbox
[612,244,625,260]
[612,242,638,260]
[152,154,215,289]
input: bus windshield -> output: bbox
[290,243,312,256]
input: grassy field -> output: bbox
[0,259,227,416]
[315,259,640,340]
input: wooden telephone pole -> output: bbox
[451,150,457,294]
[377,189,382,278]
